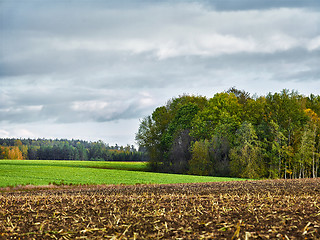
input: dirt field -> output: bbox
[0,178,319,239]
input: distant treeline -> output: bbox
[136,88,320,179]
[0,138,148,161]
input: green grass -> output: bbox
[0,160,246,187]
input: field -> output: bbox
[0,160,244,187]
[0,178,319,239]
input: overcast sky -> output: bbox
[1,0,320,146]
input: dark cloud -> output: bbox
[205,0,320,11]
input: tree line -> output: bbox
[0,138,147,161]
[136,88,320,179]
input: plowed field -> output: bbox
[0,178,319,239]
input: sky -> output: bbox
[1,0,320,146]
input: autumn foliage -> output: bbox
[0,146,23,160]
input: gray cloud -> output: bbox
[0,0,319,144]
[204,0,320,11]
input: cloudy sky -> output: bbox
[1,0,320,146]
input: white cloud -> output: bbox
[308,36,320,50]
[0,129,10,138]
[72,101,109,112]
[0,127,35,139]
[0,120,141,146]
[138,92,156,108]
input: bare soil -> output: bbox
[0,178,319,239]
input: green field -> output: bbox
[0,160,246,187]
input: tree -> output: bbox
[230,122,264,179]
[265,90,308,178]
[27,145,39,160]
[0,146,9,159]
[298,125,316,178]
[136,116,163,170]
[227,87,251,105]
[191,92,242,140]
[0,146,23,159]
[245,96,267,126]
[76,142,88,161]
[268,120,287,178]
[136,95,206,172]
[135,89,320,178]
[168,129,192,173]
[304,109,320,177]
[189,140,211,176]
[163,103,200,173]
[306,94,320,116]
[89,140,107,161]
[210,123,234,176]
[162,103,199,151]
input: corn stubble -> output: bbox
[0,179,319,239]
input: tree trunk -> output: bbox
[278,150,281,178]
[316,148,319,178]
[312,151,315,178]
[299,162,302,178]
[284,163,287,179]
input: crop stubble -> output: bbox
[0,178,319,239]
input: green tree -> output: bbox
[306,94,320,116]
[304,109,320,177]
[230,122,264,179]
[268,120,287,178]
[162,103,200,151]
[135,89,320,179]
[265,90,308,178]
[168,129,192,173]
[245,96,267,126]
[189,140,211,175]
[136,116,163,170]
[89,140,107,161]
[136,95,206,172]
[210,122,235,176]
[298,124,316,178]
[191,92,242,140]
[76,142,88,161]
[163,103,200,173]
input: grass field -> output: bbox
[0,160,245,187]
